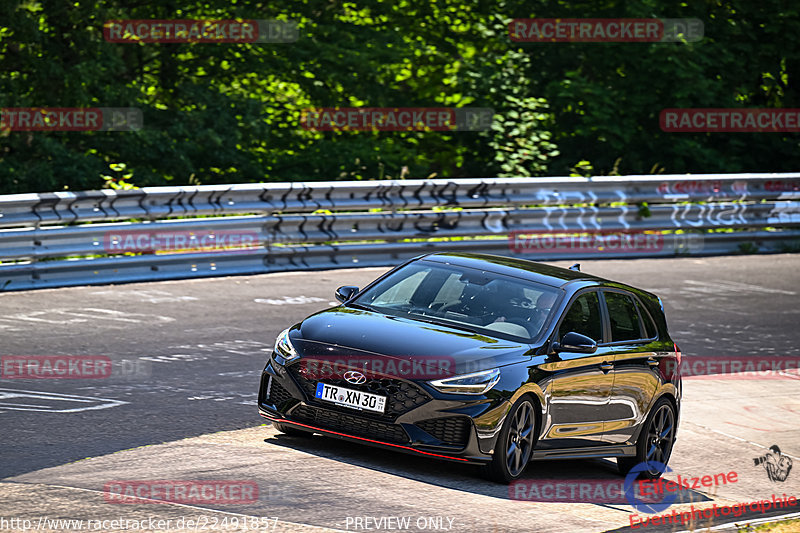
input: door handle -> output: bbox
[647,358,660,367]
[599,362,613,372]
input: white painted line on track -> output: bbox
[682,420,800,460]
[0,388,128,413]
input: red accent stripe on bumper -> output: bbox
[260,412,470,462]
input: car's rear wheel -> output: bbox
[483,396,537,484]
[273,421,314,438]
[618,397,676,479]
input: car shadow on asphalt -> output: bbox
[263,430,712,506]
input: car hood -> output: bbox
[291,306,533,378]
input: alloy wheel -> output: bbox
[643,403,675,476]
[505,400,535,477]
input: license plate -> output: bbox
[315,382,386,413]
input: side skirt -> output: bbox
[532,444,637,460]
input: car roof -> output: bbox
[419,252,609,289]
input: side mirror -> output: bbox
[335,285,359,303]
[553,332,597,354]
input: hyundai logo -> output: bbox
[343,370,367,385]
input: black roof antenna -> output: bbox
[569,263,581,271]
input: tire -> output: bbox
[273,421,314,438]
[483,396,538,484]
[618,397,676,479]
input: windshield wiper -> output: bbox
[403,314,482,335]
[347,302,375,312]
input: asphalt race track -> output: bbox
[1,254,799,533]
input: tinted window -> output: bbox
[605,291,643,342]
[431,272,467,306]
[355,261,560,341]
[558,292,603,342]
[370,268,431,306]
[638,301,658,339]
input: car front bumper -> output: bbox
[257,357,511,464]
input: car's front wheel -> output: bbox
[618,397,676,479]
[484,395,537,483]
[272,421,314,438]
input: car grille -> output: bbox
[286,364,430,420]
[290,404,410,444]
[264,375,295,408]
[416,417,472,447]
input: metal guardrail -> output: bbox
[1,173,799,291]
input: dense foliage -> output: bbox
[1,0,798,194]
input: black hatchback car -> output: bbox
[258,253,681,483]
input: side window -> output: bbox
[637,301,658,339]
[604,291,644,342]
[558,292,603,343]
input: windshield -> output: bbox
[353,261,561,342]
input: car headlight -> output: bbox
[428,368,500,395]
[273,328,299,363]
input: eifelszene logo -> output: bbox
[624,461,677,513]
[754,445,793,482]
